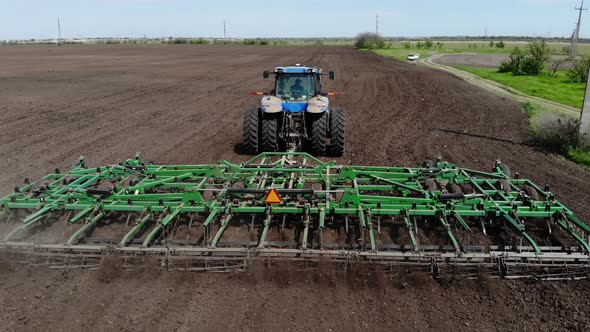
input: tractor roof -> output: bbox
[273,65,321,74]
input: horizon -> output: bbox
[1,0,589,41]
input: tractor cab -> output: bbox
[263,65,334,104]
[270,66,321,101]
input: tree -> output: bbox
[549,58,565,77]
[402,41,411,49]
[498,41,550,75]
[499,47,525,73]
[495,41,505,48]
[424,40,433,48]
[489,41,495,47]
[525,40,550,75]
[355,32,385,49]
[568,57,590,83]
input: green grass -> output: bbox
[454,66,586,108]
[567,146,590,167]
[372,41,590,61]
[522,102,589,168]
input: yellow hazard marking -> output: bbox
[264,189,282,204]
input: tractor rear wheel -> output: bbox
[310,112,328,155]
[261,114,280,152]
[328,108,346,157]
[242,108,260,154]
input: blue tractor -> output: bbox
[242,65,346,156]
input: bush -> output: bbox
[243,39,257,45]
[191,38,209,45]
[436,42,444,48]
[532,113,583,153]
[568,57,590,83]
[527,40,550,74]
[355,32,385,49]
[402,41,411,49]
[424,40,433,48]
[496,41,505,48]
[416,41,424,49]
[259,40,269,45]
[499,47,525,73]
[489,41,495,47]
[172,38,188,44]
[498,41,549,75]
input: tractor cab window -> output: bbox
[275,74,315,101]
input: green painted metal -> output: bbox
[211,214,233,248]
[258,214,273,248]
[66,212,105,245]
[120,212,152,247]
[0,152,588,255]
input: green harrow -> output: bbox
[1,152,589,278]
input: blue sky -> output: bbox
[1,0,588,40]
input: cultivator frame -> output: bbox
[1,152,589,279]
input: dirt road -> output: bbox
[1,45,590,331]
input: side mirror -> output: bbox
[329,71,335,80]
[263,71,270,79]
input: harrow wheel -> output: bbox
[328,108,346,157]
[310,112,328,155]
[261,113,280,152]
[522,185,540,201]
[242,108,260,154]
[500,163,512,177]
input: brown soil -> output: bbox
[1,44,590,331]
[1,262,590,332]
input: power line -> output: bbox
[572,0,587,59]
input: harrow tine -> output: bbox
[211,213,233,248]
[439,216,461,253]
[66,212,105,246]
[258,214,272,248]
[120,213,152,247]
[301,207,310,250]
[143,206,183,247]
[4,213,48,242]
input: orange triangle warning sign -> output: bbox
[264,189,282,204]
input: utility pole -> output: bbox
[580,65,590,144]
[57,17,62,45]
[572,0,587,59]
[376,14,379,34]
[223,20,227,39]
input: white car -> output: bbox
[407,53,420,61]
